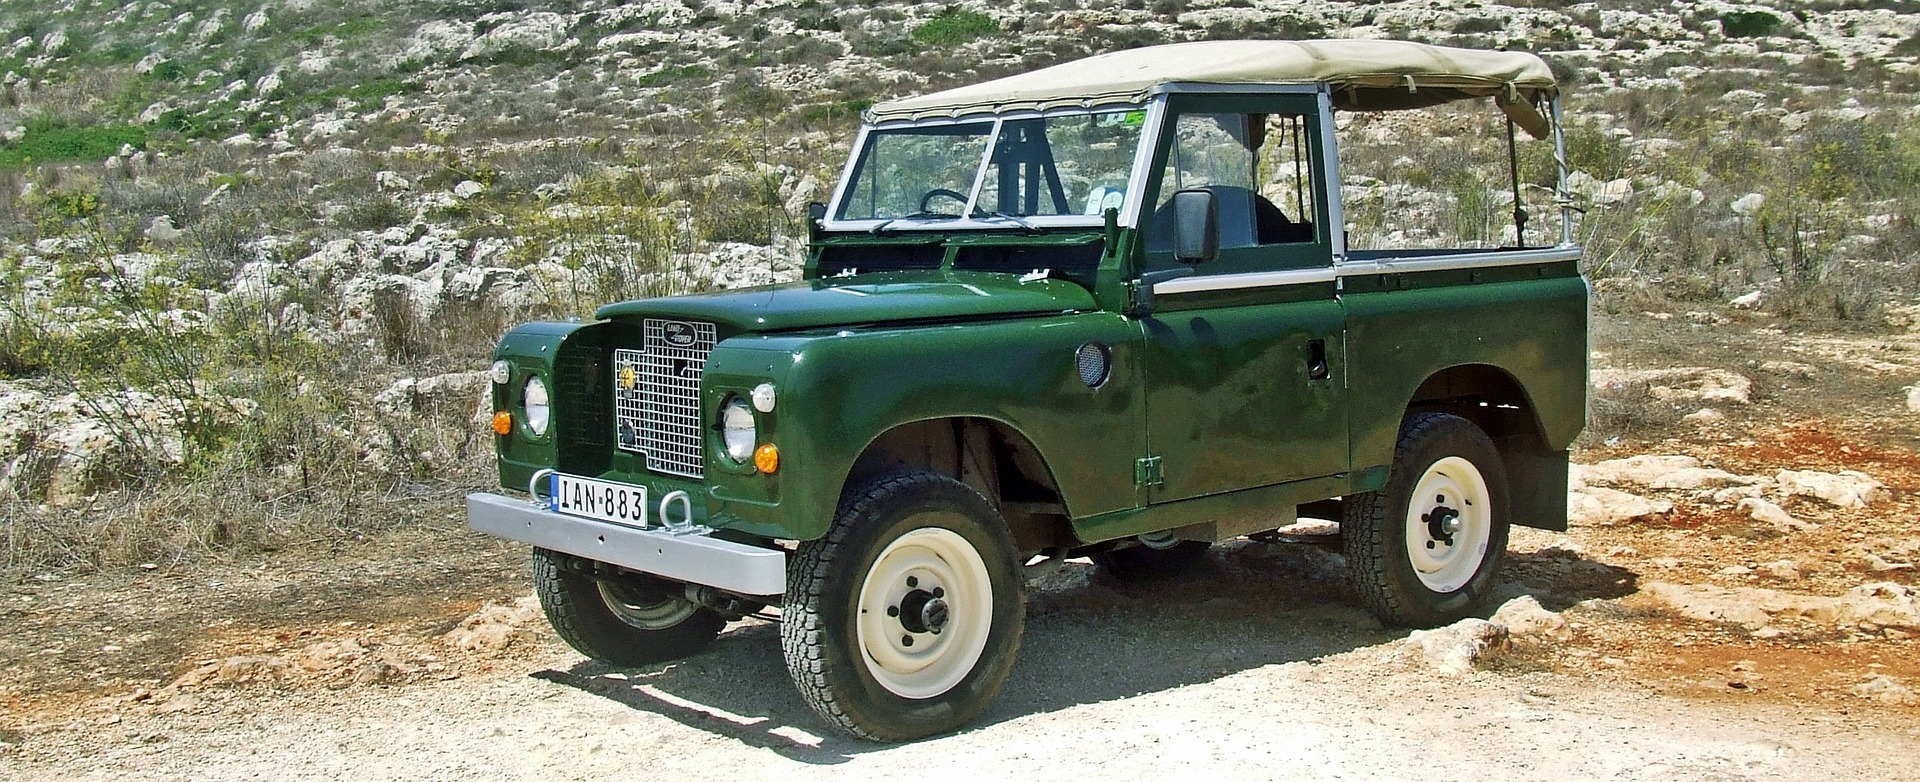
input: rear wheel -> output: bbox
[782,473,1025,741]
[1342,412,1510,627]
[533,548,724,666]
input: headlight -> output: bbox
[488,359,512,384]
[522,375,550,436]
[720,396,756,462]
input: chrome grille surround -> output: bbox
[610,319,716,478]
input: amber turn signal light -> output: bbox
[491,410,513,435]
[754,443,779,474]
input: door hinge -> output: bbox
[1134,456,1164,487]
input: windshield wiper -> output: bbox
[972,211,1041,234]
[870,212,962,235]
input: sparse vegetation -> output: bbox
[5,0,1920,578]
[912,9,999,47]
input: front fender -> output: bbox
[706,313,1142,541]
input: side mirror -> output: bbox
[807,201,827,240]
[1171,189,1218,264]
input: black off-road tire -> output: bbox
[1091,539,1211,582]
[532,547,725,667]
[1342,412,1511,628]
[781,473,1025,742]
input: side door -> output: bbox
[1135,92,1348,504]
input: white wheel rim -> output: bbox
[856,525,994,700]
[1403,456,1493,593]
[598,580,698,630]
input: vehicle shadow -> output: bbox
[531,538,1404,762]
[1497,544,1642,611]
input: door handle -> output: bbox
[1307,339,1330,381]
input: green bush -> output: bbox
[1716,11,1784,38]
[0,121,149,168]
[912,9,998,47]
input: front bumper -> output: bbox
[466,492,788,596]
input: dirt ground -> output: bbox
[5,310,1920,780]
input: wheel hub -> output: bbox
[895,586,950,634]
[1423,503,1461,546]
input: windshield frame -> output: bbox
[822,100,1166,234]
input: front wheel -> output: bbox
[533,548,725,666]
[782,473,1025,741]
[1342,412,1511,628]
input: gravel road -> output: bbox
[5,538,1918,782]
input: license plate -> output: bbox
[548,473,650,528]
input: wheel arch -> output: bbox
[1403,363,1570,531]
[841,416,1078,554]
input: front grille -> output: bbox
[612,319,715,478]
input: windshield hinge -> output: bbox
[1134,456,1164,487]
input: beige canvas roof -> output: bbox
[868,39,1559,137]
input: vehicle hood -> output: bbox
[593,270,1097,332]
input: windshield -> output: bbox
[834,109,1146,224]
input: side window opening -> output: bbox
[1338,105,1546,251]
[1148,112,1317,251]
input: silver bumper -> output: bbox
[466,492,787,596]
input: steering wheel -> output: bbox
[918,188,969,214]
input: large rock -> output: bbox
[1590,367,1753,404]
[1642,581,1920,632]
[443,596,543,653]
[374,371,490,422]
[1491,595,1572,642]
[1577,455,1759,491]
[1400,618,1510,675]
[1568,486,1674,526]
[1775,469,1887,508]
[1737,497,1818,532]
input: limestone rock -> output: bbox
[1851,675,1918,705]
[1491,595,1571,643]
[1591,367,1753,405]
[1737,497,1818,532]
[1568,486,1673,526]
[1401,619,1510,675]
[1775,469,1887,508]
[1577,455,1757,491]
[374,371,490,421]
[443,596,543,653]
[1643,580,1920,632]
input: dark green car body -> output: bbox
[475,78,1586,600]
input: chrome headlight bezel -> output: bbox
[522,375,551,436]
[720,396,756,463]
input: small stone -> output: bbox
[1852,675,1918,705]
[1682,408,1725,424]
[1866,554,1915,572]
[1757,560,1802,581]
[1718,565,1754,576]
[1738,497,1816,532]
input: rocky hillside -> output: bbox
[5,0,1920,572]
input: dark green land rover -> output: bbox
[469,39,1587,740]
